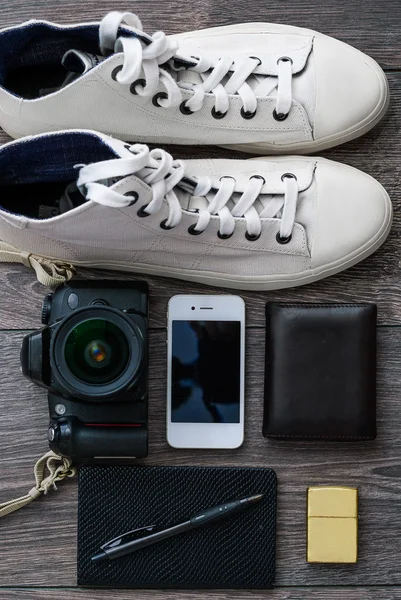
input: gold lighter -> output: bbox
[307,486,358,563]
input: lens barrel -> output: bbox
[51,307,144,400]
[64,318,130,385]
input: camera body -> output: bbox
[21,280,149,461]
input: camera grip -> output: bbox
[49,418,148,460]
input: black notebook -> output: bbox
[78,465,277,589]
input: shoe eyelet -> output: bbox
[180,101,194,115]
[111,65,123,81]
[217,231,233,240]
[281,172,297,182]
[245,231,261,242]
[188,224,203,235]
[276,232,292,244]
[240,107,256,120]
[211,107,227,119]
[277,56,293,65]
[160,219,173,230]
[273,108,289,121]
[152,92,168,107]
[249,174,266,185]
[124,191,139,206]
[130,78,146,95]
[250,55,262,66]
[137,204,150,217]
[219,175,236,183]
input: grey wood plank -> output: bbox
[0,0,399,68]
[0,328,400,587]
[0,0,401,596]
[2,589,401,600]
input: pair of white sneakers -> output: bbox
[0,11,392,289]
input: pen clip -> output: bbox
[100,525,157,550]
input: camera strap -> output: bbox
[0,451,76,518]
[0,240,75,287]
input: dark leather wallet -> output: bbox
[263,303,377,441]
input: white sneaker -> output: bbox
[0,11,389,154]
[0,130,392,290]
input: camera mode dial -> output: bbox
[41,293,53,324]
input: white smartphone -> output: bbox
[167,294,245,449]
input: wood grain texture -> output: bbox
[0,328,401,589]
[2,590,401,600]
[0,0,401,597]
[0,0,400,68]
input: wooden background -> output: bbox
[1,0,401,598]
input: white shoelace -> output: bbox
[77,145,299,241]
[99,11,293,118]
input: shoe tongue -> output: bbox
[174,64,271,96]
[58,48,268,96]
[183,191,265,215]
[38,49,103,96]
[59,182,85,213]
[38,176,121,219]
[37,182,85,219]
[175,69,203,86]
[61,49,102,75]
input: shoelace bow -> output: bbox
[99,11,293,118]
[77,144,299,241]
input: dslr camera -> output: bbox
[21,281,148,461]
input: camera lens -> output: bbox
[191,306,195,310]
[64,319,129,385]
[88,341,107,363]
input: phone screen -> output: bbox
[171,320,241,423]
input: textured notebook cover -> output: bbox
[78,465,277,589]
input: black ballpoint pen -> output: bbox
[91,493,264,563]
